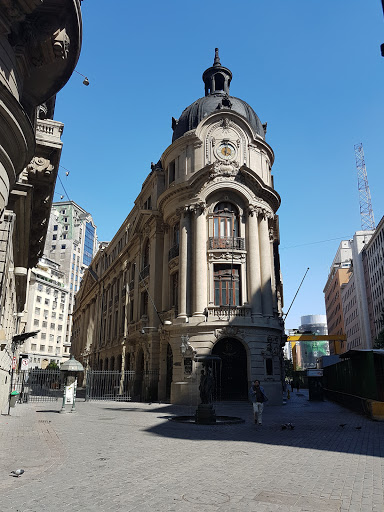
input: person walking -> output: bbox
[290,380,294,392]
[249,379,268,425]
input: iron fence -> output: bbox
[12,369,62,403]
[85,370,159,402]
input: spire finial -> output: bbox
[213,48,221,67]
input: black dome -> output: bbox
[172,49,266,143]
[172,93,265,142]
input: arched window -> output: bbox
[210,202,240,251]
[214,73,225,91]
[213,202,238,238]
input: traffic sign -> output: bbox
[21,358,29,371]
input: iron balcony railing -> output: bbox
[208,237,245,250]
[168,244,179,261]
[207,306,251,318]
[140,265,150,280]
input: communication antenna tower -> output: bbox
[354,143,375,231]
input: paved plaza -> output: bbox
[0,391,383,512]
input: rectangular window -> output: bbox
[42,321,47,328]
[169,160,175,184]
[50,323,55,329]
[34,319,39,326]
[53,234,57,240]
[61,244,66,249]
[214,265,240,306]
[39,345,45,351]
[44,298,49,305]
[31,344,37,351]
[58,325,63,331]
[53,225,58,231]
[37,284,43,292]
[35,307,40,315]
[36,296,41,303]
[52,245,56,250]
[41,333,46,340]
[48,346,53,353]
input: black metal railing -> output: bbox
[12,369,63,403]
[208,237,245,250]
[168,244,179,261]
[139,265,150,280]
[85,369,159,402]
[208,306,251,318]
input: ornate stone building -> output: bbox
[0,0,82,412]
[72,50,285,404]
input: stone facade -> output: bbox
[0,0,82,413]
[72,51,285,404]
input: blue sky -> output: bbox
[54,1,384,331]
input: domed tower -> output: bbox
[156,50,284,405]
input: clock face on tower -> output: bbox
[216,141,236,161]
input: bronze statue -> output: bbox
[199,368,214,404]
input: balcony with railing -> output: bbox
[139,265,150,281]
[206,305,251,319]
[208,237,245,250]
[168,244,179,261]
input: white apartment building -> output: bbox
[24,257,69,368]
[340,231,374,350]
[363,215,384,341]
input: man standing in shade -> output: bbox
[249,379,268,425]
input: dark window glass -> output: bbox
[83,222,95,266]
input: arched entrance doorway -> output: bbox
[212,338,248,400]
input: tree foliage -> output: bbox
[46,361,59,369]
[284,358,294,379]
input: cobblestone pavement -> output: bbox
[1,390,383,512]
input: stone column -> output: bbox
[193,203,207,317]
[247,207,262,318]
[178,209,189,319]
[162,224,170,313]
[259,212,274,317]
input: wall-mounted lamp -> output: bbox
[74,70,90,86]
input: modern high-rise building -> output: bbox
[43,201,97,346]
[71,50,285,405]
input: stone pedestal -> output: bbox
[195,403,216,424]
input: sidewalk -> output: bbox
[1,391,383,512]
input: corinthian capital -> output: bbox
[188,201,206,214]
